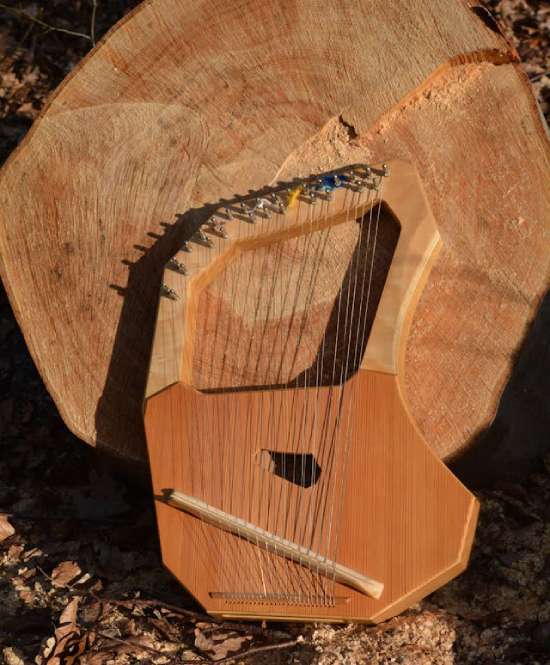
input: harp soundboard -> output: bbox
[144,160,478,623]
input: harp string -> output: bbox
[299,182,360,602]
[247,192,313,597]
[273,178,358,600]
[311,182,374,601]
[269,195,336,600]
[296,191,339,602]
[240,211,297,597]
[193,168,386,601]
[254,201,306,596]
[232,219,282,597]
[186,228,234,592]
[264,193,324,598]
[315,179,364,593]
[324,184,374,594]
[218,204,263,596]
[246,227,300,592]
[329,175,386,595]
[260,218,308,596]
[190,210,252,596]
[281,193,336,600]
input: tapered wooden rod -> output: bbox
[165,490,384,599]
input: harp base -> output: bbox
[145,371,479,623]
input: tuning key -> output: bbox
[192,228,214,246]
[167,258,187,275]
[160,283,179,300]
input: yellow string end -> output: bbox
[288,186,302,208]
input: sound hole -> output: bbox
[257,450,321,488]
[193,203,400,392]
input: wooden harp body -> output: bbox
[144,161,478,623]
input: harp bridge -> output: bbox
[165,489,384,599]
[144,160,479,622]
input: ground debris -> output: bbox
[51,561,81,589]
[0,514,15,542]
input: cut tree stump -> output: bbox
[0,0,548,476]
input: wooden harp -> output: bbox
[144,160,479,623]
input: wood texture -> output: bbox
[147,161,440,398]
[143,155,476,622]
[165,490,385,599]
[145,372,478,623]
[0,0,548,467]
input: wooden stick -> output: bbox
[166,490,384,599]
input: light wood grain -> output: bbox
[166,490,384,599]
[0,0,547,469]
[143,156,477,621]
[145,371,478,622]
[147,161,440,398]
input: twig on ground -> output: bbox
[181,637,304,664]
[90,595,292,639]
[96,631,169,658]
[92,596,213,623]
[0,2,92,41]
[529,70,550,82]
[91,0,98,46]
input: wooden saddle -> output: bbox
[144,161,478,623]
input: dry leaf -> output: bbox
[0,514,15,542]
[51,561,81,588]
[17,102,37,119]
[43,637,56,659]
[7,544,23,561]
[194,627,252,661]
[47,597,84,665]
[2,647,25,665]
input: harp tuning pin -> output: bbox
[305,186,317,204]
[193,228,214,246]
[255,198,272,217]
[210,216,228,238]
[271,193,285,214]
[160,283,179,300]
[181,240,192,253]
[382,163,390,177]
[240,201,256,222]
[224,207,233,220]
[167,258,187,275]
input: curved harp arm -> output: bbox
[360,161,441,375]
[145,160,440,399]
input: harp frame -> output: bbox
[144,160,479,623]
[146,160,439,397]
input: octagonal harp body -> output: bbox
[144,160,479,623]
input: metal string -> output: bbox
[328,173,386,597]
[187,166,385,603]
[262,192,321,599]
[308,180,372,603]
[311,178,365,594]
[273,211,333,600]
[290,187,354,603]
[283,192,335,601]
